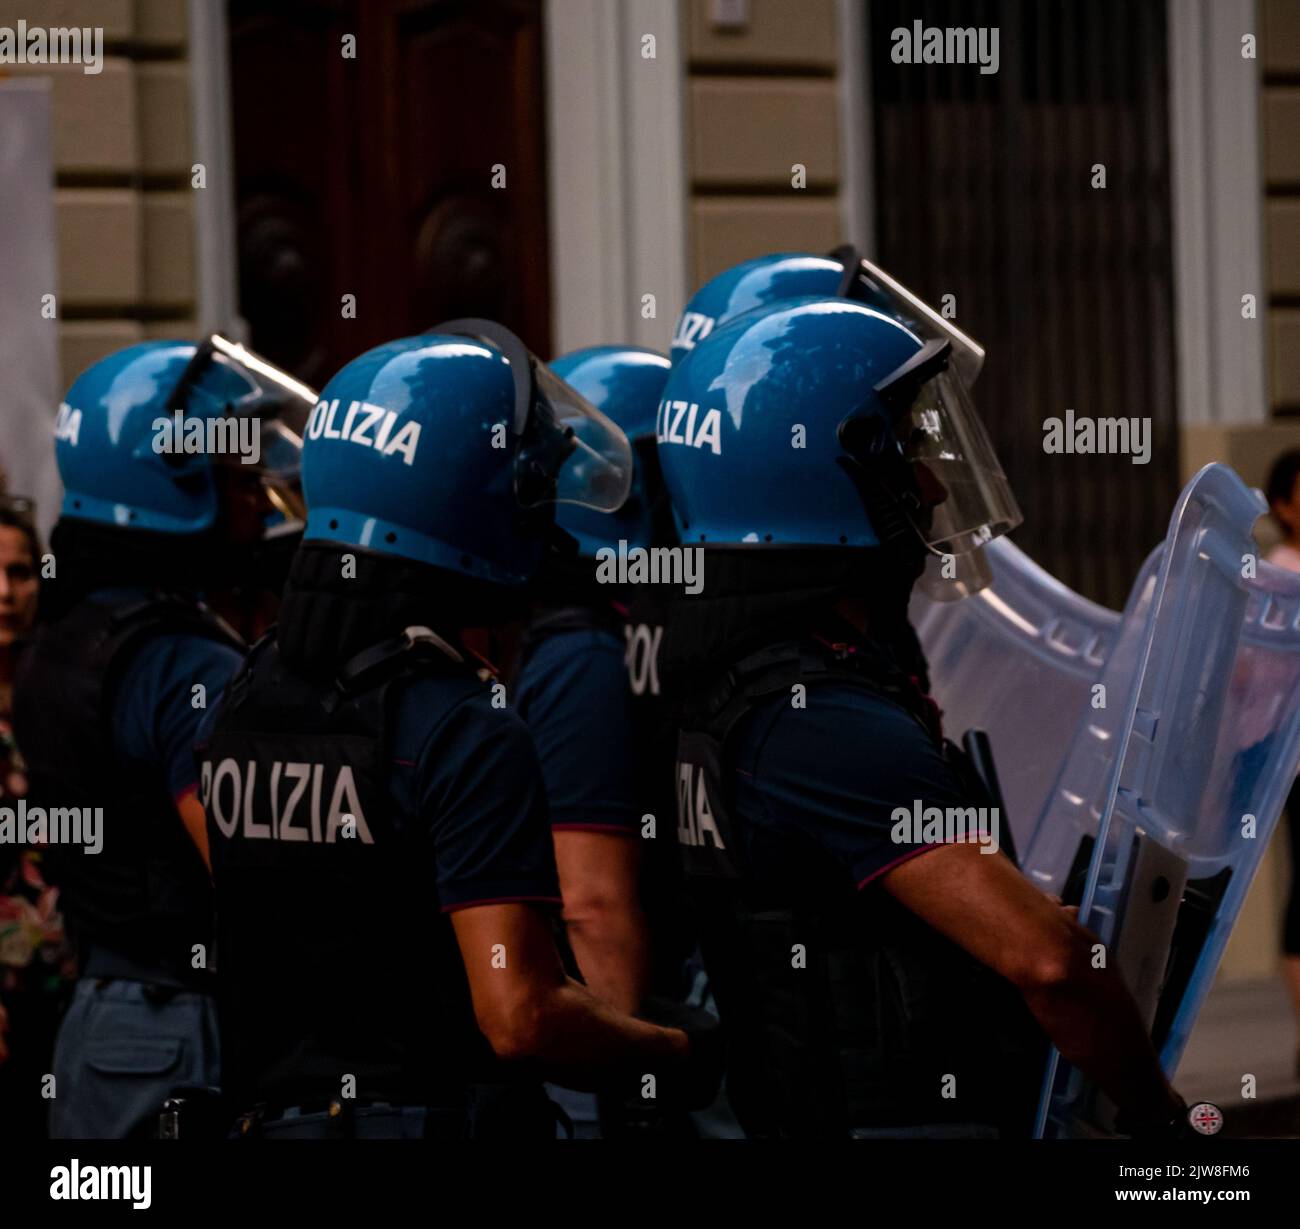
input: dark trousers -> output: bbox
[49,977,219,1139]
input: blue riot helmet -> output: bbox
[301,320,633,587]
[56,334,313,534]
[547,346,672,556]
[670,246,985,390]
[671,251,993,597]
[657,297,1020,570]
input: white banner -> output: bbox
[0,77,61,541]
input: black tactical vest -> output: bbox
[519,592,695,996]
[12,591,243,988]
[200,630,509,1112]
[675,638,1045,1138]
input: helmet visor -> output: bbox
[255,419,307,525]
[527,363,634,512]
[893,365,1022,556]
[831,246,986,388]
[165,334,312,528]
[434,318,633,514]
[207,336,311,521]
[209,334,317,423]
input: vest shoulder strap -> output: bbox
[219,623,473,729]
[38,590,242,714]
[334,626,470,698]
[531,604,614,637]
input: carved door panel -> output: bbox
[228,0,552,387]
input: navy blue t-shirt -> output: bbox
[196,669,562,912]
[729,680,971,890]
[112,629,245,803]
[513,626,640,837]
[388,675,562,910]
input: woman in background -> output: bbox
[0,498,69,1137]
[1266,450,1300,1077]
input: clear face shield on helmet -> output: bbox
[165,333,312,526]
[829,244,986,390]
[840,337,1023,600]
[434,318,634,517]
[829,249,1011,600]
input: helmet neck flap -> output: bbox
[276,542,528,682]
[658,544,929,702]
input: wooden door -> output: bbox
[228,0,552,387]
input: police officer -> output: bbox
[657,296,1188,1138]
[509,345,706,1135]
[13,336,314,1138]
[512,346,685,1009]
[198,323,718,1139]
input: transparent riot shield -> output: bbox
[910,536,1127,860]
[1017,549,1161,899]
[1024,463,1300,1138]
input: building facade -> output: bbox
[3,0,1299,981]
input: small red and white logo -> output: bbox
[1188,1102,1224,1136]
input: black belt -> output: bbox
[236,1085,568,1141]
[234,1100,466,1141]
[82,944,215,996]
